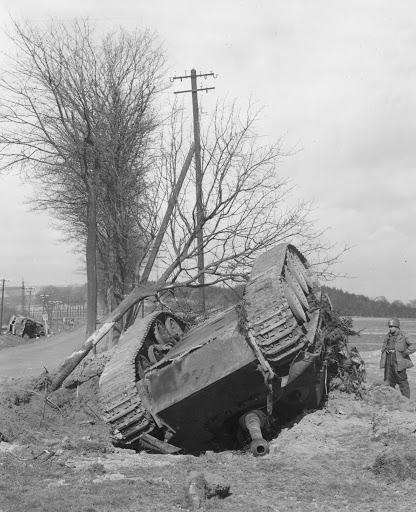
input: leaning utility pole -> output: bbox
[124,145,195,331]
[139,144,195,286]
[172,69,217,313]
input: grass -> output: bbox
[0,453,186,512]
[373,449,416,482]
[2,444,414,512]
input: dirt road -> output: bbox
[0,327,86,378]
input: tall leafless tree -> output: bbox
[0,18,166,336]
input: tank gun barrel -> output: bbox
[240,410,270,457]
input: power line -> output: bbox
[172,70,217,95]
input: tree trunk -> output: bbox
[86,182,98,338]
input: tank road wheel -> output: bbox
[283,282,307,324]
[153,319,173,345]
[148,344,165,365]
[284,268,309,312]
[287,255,309,294]
[287,250,313,289]
[165,316,185,341]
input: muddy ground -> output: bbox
[1,348,416,511]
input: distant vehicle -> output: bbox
[8,315,45,339]
[22,318,46,338]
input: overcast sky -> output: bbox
[0,0,414,302]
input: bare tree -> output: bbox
[0,17,166,336]
[151,99,343,295]
[50,98,348,389]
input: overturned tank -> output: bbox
[99,243,328,456]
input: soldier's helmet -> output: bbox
[388,318,400,328]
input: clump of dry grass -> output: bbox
[372,448,416,482]
[364,382,414,411]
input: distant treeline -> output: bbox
[323,286,416,318]
[7,281,412,324]
[170,283,416,319]
[167,283,245,313]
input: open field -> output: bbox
[351,317,416,352]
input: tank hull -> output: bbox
[143,308,324,452]
[99,243,327,453]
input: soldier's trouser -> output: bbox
[384,357,410,398]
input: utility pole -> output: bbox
[40,294,50,335]
[0,278,10,334]
[40,294,49,314]
[21,278,26,316]
[124,145,195,331]
[26,287,36,318]
[172,69,217,313]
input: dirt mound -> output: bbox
[0,351,114,454]
[63,349,116,387]
[364,381,413,409]
[1,376,108,445]
[269,384,416,482]
[270,392,372,466]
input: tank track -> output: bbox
[244,243,319,367]
[99,311,185,445]
[100,244,318,444]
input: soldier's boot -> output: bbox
[397,370,410,399]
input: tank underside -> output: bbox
[99,243,327,454]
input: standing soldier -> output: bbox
[380,318,416,398]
